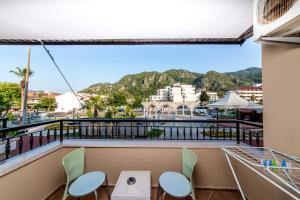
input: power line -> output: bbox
[39,40,85,108]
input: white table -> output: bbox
[112,171,151,200]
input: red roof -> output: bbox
[239,86,262,91]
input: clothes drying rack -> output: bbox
[222,146,300,200]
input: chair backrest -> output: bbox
[182,147,197,180]
[62,147,85,200]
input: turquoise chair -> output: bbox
[157,148,197,200]
[62,148,110,200]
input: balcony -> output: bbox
[1,118,292,200]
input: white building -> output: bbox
[55,92,89,113]
[150,83,200,103]
[236,86,263,103]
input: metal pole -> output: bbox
[224,153,246,200]
[21,47,31,125]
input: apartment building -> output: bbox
[236,86,263,103]
[150,83,198,102]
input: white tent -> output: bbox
[209,91,262,109]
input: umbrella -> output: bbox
[209,91,262,109]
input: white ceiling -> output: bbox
[0,0,253,43]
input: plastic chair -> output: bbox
[62,147,110,200]
[157,148,197,200]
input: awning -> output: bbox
[209,91,263,109]
[0,0,253,45]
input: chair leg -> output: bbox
[105,175,110,200]
[94,190,98,200]
[162,192,166,200]
[156,184,161,200]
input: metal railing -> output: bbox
[0,118,263,162]
[0,118,7,129]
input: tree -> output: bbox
[0,82,21,117]
[35,97,57,112]
[111,106,117,116]
[108,92,127,107]
[250,95,257,103]
[86,96,105,118]
[199,90,209,105]
[9,67,34,121]
[125,106,131,116]
[131,96,143,108]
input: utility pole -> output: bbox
[21,47,31,125]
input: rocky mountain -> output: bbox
[81,67,262,99]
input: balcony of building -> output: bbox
[0,118,294,200]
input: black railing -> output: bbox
[0,118,263,162]
[0,118,7,129]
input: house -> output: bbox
[55,92,88,113]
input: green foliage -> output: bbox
[131,96,143,108]
[6,111,16,121]
[35,97,57,111]
[111,106,117,116]
[81,68,261,102]
[86,95,105,118]
[108,92,127,107]
[125,106,131,116]
[104,109,113,118]
[147,128,163,138]
[0,82,21,117]
[130,111,136,118]
[199,90,209,104]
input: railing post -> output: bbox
[60,120,64,143]
[236,121,240,144]
[3,118,7,128]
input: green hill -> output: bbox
[81,67,261,99]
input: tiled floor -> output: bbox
[47,185,242,200]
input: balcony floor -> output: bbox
[47,185,242,200]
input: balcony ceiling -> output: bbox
[0,0,253,45]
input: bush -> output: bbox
[104,109,113,118]
[130,111,136,118]
[147,128,163,138]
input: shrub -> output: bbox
[147,128,163,138]
[105,109,113,118]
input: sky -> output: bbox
[0,38,261,93]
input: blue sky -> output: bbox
[0,39,261,93]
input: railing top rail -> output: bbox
[0,119,61,133]
[63,118,239,123]
[237,120,263,128]
[0,118,263,135]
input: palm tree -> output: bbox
[9,67,34,122]
[86,96,104,118]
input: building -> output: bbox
[55,92,90,113]
[150,84,219,103]
[27,91,60,105]
[206,91,219,102]
[236,86,263,103]
[150,83,199,103]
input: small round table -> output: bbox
[69,171,106,200]
[158,171,191,199]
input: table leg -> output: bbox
[105,176,110,200]
[94,190,98,200]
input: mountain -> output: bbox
[81,67,261,99]
[225,67,262,83]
